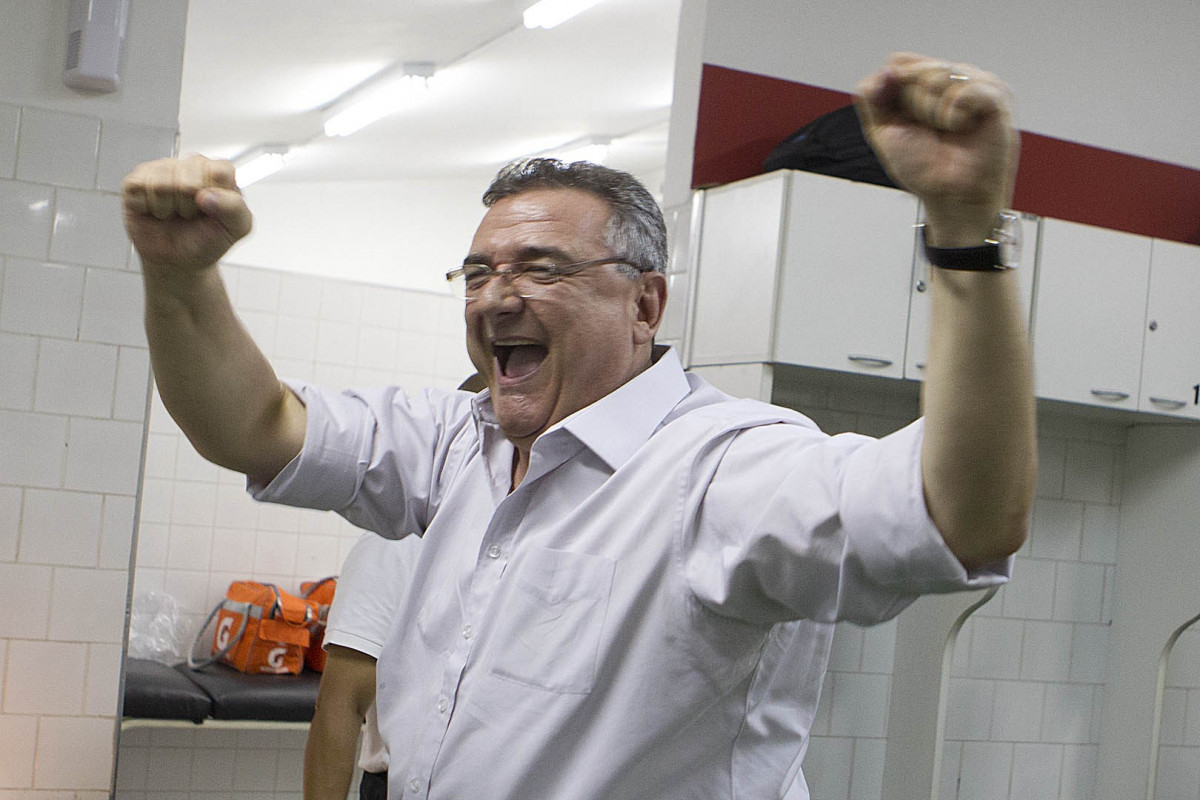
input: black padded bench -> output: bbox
[120,658,321,731]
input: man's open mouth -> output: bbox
[495,343,548,379]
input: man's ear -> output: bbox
[633,271,668,345]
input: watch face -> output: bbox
[991,212,1022,268]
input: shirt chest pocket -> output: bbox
[487,546,615,694]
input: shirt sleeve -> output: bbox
[324,533,423,659]
[249,380,477,538]
[686,417,1012,627]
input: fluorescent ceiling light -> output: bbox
[324,70,433,138]
[236,145,291,188]
[523,0,604,29]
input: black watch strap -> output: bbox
[922,241,1005,271]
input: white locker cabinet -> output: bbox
[772,171,919,379]
[904,212,1040,380]
[1139,238,1200,419]
[1031,218,1152,409]
[689,171,788,366]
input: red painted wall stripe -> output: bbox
[694,64,1200,245]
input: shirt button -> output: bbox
[461,624,474,640]
[487,544,501,559]
[408,779,421,793]
[437,696,449,713]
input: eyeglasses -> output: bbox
[446,257,647,302]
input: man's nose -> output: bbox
[470,272,530,307]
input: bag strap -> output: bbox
[186,598,251,670]
[301,575,337,599]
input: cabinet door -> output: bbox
[1032,218,1151,408]
[1139,238,1200,419]
[904,212,1039,381]
[773,171,919,379]
[689,173,788,366]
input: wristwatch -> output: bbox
[921,211,1021,271]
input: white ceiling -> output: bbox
[175,0,683,188]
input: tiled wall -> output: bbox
[117,262,474,800]
[0,100,174,795]
[1156,626,1200,799]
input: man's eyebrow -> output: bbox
[462,245,576,266]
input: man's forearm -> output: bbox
[303,703,363,800]
[920,266,1037,568]
[143,265,305,485]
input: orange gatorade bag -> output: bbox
[188,581,315,675]
[300,576,337,672]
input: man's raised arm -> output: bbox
[123,154,306,486]
[856,53,1037,569]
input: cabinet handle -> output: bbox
[847,354,893,368]
[1149,397,1187,410]
[1090,389,1130,402]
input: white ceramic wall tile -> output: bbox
[0,714,39,788]
[360,285,404,328]
[174,443,222,483]
[214,482,261,528]
[1080,504,1119,564]
[3,640,87,714]
[0,103,18,178]
[238,309,278,355]
[1041,683,1094,744]
[956,741,1012,800]
[946,678,995,740]
[312,361,357,389]
[802,736,853,800]
[255,498,303,533]
[294,534,340,578]
[1008,743,1063,800]
[1166,631,1200,689]
[1062,441,1115,504]
[189,747,236,791]
[48,566,129,643]
[84,642,123,715]
[144,745,193,792]
[1067,624,1109,684]
[399,289,443,332]
[1000,557,1056,620]
[34,339,119,417]
[1052,563,1105,623]
[1035,438,1067,499]
[1058,744,1097,800]
[1155,747,1200,800]
[167,524,215,571]
[234,268,282,313]
[991,680,1045,741]
[161,570,210,617]
[34,717,115,790]
[938,740,962,800]
[0,182,54,261]
[357,325,399,371]
[170,481,217,527]
[1186,689,1200,746]
[0,485,20,560]
[115,741,149,790]
[1030,499,1083,561]
[316,319,358,364]
[275,745,305,791]
[319,282,364,324]
[79,267,145,345]
[0,332,37,409]
[96,119,177,194]
[1158,688,1187,745]
[0,409,68,487]
[394,330,439,374]
[19,488,103,567]
[967,617,1023,680]
[207,527,257,574]
[272,315,319,363]
[51,191,128,269]
[65,418,144,495]
[1020,621,1073,682]
[0,563,53,639]
[848,738,885,800]
[253,531,298,575]
[0,258,84,337]
[827,624,864,672]
[16,108,101,189]
[133,522,168,570]
[138,478,173,525]
[144,432,179,480]
[828,672,890,737]
[858,618,897,674]
[277,273,323,318]
[233,747,278,792]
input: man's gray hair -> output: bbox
[482,158,668,274]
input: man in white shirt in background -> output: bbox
[304,533,421,800]
[123,53,1036,799]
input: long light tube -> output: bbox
[324,73,431,138]
[236,146,291,188]
[523,0,604,29]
